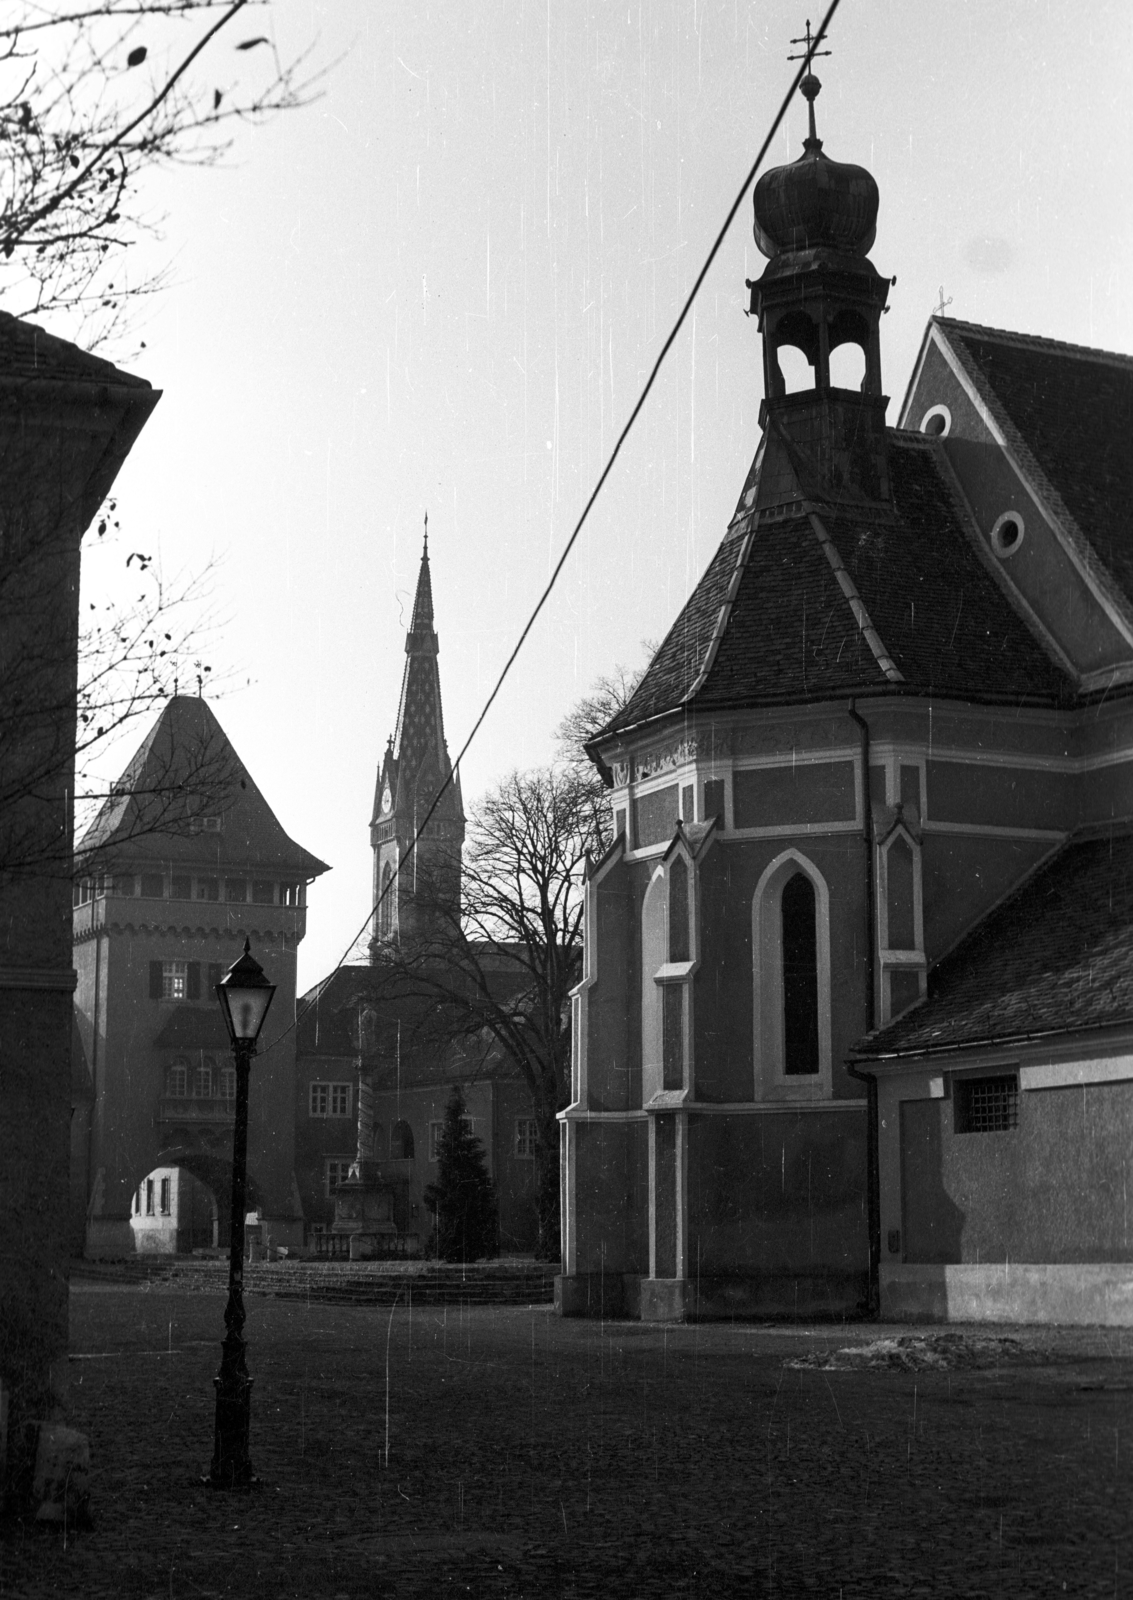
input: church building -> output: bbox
[557,72,1133,1323]
[295,537,540,1254]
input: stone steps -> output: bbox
[71,1258,558,1307]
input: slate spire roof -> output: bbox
[78,694,328,877]
[371,533,464,831]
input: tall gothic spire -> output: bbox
[370,524,464,953]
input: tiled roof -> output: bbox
[154,1006,231,1051]
[297,961,527,1087]
[938,318,1133,618]
[0,311,153,389]
[601,431,1070,736]
[79,696,329,877]
[856,828,1133,1059]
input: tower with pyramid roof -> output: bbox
[369,531,465,952]
[73,695,328,1257]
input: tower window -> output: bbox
[781,873,819,1076]
[378,862,394,938]
[161,961,188,1001]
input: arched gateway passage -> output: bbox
[131,1145,263,1254]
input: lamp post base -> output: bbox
[207,1333,258,1489]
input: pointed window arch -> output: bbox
[378,860,394,938]
[752,850,832,1098]
[640,868,667,1102]
[781,873,819,1076]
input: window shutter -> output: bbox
[207,963,223,992]
[187,962,201,1001]
[149,961,163,999]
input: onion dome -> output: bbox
[753,74,878,259]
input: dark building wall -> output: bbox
[569,1118,648,1275]
[584,858,638,1113]
[919,832,1053,967]
[78,893,304,1253]
[900,1080,1133,1265]
[0,342,156,1467]
[694,834,870,1104]
[687,1110,867,1276]
[294,1064,539,1253]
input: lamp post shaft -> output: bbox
[209,1035,255,1487]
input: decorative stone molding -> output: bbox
[636,738,698,781]
[0,965,77,991]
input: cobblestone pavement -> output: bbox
[3,1284,1132,1598]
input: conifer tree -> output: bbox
[423,1088,499,1263]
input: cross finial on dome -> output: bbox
[788,19,832,148]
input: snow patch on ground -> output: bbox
[786,1332,1049,1372]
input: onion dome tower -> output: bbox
[746,66,893,509]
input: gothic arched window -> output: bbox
[378,861,394,938]
[781,873,819,1076]
[752,850,832,1098]
[668,855,689,962]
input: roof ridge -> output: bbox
[804,507,904,684]
[936,315,1133,370]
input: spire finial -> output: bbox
[423,509,428,557]
[788,18,832,148]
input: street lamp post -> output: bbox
[208,937,276,1489]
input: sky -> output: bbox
[75,0,1133,993]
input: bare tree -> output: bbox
[555,657,650,773]
[0,2,324,880]
[0,1,323,348]
[0,505,234,883]
[373,765,608,1261]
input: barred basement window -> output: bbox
[954,1074,1018,1134]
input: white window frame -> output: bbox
[325,1157,354,1197]
[514,1118,537,1159]
[309,1081,353,1119]
[752,848,832,1100]
[162,960,188,1001]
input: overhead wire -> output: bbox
[259,0,842,1057]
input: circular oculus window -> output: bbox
[920,404,951,438]
[990,511,1025,559]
